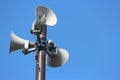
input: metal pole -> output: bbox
[36,26,47,80]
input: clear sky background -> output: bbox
[0,0,120,80]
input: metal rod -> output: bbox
[36,26,47,80]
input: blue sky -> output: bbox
[0,0,120,80]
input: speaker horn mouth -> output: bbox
[36,6,57,26]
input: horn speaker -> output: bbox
[47,48,69,67]
[36,6,57,26]
[9,32,29,53]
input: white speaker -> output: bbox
[36,6,57,26]
[47,48,69,67]
[9,32,30,53]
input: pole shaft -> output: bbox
[36,51,46,80]
[36,26,47,80]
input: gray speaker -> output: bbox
[36,6,57,26]
[9,32,33,53]
[47,48,69,67]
